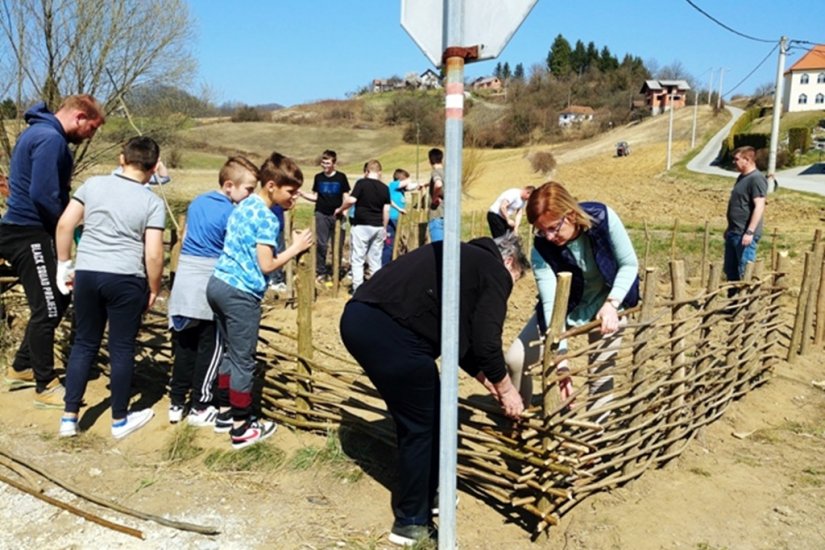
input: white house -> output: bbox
[419,69,442,89]
[558,105,595,127]
[782,44,825,113]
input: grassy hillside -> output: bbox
[748,109,825,135]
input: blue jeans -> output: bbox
[428,218,444,243]
[724,232,760,281]
[64,271,148,418]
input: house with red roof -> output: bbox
[782,44,825,112]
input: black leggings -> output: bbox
[340,301,439,526]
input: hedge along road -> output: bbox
[687,104,825,196]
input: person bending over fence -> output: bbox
[340,233,528,547]
[504,181,639,423]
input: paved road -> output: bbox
[687,106,825,196]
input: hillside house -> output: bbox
[471,76,502,91]
[640,79,691,115]
[558,105,595,127]
[419,69,442,89]
[782,44,825,113]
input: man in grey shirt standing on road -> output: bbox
[724,145,767,283]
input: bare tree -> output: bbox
[0,0,196,173]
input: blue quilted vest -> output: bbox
[533,202,640,321]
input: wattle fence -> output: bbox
[1,212,824,538]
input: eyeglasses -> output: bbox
[533,216,567,239]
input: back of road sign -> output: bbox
[401,0,537,67]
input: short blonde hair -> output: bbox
[58,94,105,123]
[219,155,259,187]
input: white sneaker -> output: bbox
[112,409,155,439]
[58,416,78,438]
[187,405,218,427]
[168,404,185,424]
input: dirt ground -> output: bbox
[2,108,825,549]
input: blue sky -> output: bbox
[189,1,823,107]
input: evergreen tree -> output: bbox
[599,46,619,72]
[502,62,512,80]
[571,39,587,75]
[546,34,572,77]
[586,41,599,69]
[513,63,525,81]
[494,62,502,80]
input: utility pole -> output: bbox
[691,89,698,149]
[768,36,788,193]
[716,68,726,110]
[707,67,714,106]
[667,92,675,170]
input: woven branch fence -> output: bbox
[2,211,824,539]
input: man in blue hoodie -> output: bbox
[0,94,105,408]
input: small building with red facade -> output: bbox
[640,79,691,115]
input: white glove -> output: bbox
[56,260,75,295]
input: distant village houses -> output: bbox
[640,79,691,115]
[782,44,825,113]
[470,76,502,92]
[372,69,442,94]
[558,105,595,127]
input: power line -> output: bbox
[683,0,775,44]
[723,42,779,97]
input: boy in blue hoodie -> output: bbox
[0,95,105,408]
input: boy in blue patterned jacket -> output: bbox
[206,152,313,449]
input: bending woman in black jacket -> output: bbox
[340,233,528,546]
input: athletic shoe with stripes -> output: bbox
[230,418,277,450]
[187,405,218,427]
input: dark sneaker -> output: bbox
[213,410,232,433]
[229,418,277,450]
[4,367,35,389]
[389,522,437,547]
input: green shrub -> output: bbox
[788,127,812,153]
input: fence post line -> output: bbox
[666,260,689,457]
[770,228,779,271]
[285,209,294,296]
[697,262,722,418]
[801,242,825,354]
[670,219,679,261]
[538,271,571,524]
[392,213,404,262]
[815,256,825,346]
[642,220,651,276]
[622,266,657,477]
[768,253,787,363]
[169,213,186,281]
[295,247,313,418]
[787,250,813,362]
[700,220,710,287]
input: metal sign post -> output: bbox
[400,2,536,548]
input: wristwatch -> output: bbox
[606,298,621,309]
[744,229,754,236]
